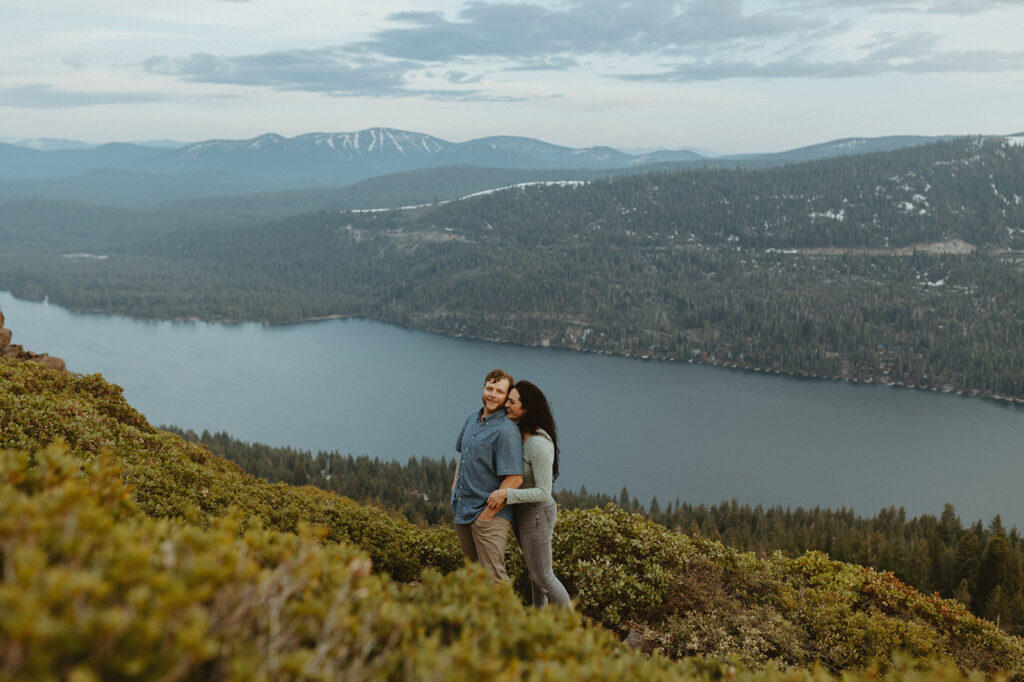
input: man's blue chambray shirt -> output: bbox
[451,407,523,524]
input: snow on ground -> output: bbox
[809,209,845,221]
[346,180,589,214]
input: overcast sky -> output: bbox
[2,0,1023,153]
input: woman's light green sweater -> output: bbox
[506,428,554,504]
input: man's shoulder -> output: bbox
[496,416,522,444]
[497,415,520,433]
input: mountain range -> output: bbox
[0,128,691,184]
[0,127,964,187]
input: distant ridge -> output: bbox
[719,135,955,166]
[11,137,187,151]
[144,128,705,182]
[13,138,95,151]
[0,127,961,185]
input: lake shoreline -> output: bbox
[5,288,1022,527]
[9,291,1024,411]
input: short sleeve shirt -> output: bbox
[450,408,523,524]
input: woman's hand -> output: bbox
[487,488,508,508]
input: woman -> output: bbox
[486,380,571,607]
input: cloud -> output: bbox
[617,40,1024,83]
[444,71,483,84]
[415,89,532,102]
[895,48,1024,73]
[143,47,518,101]
[144,47,417,96]
[776,0,1016,13]
[503,56,581,72]
[928,0,1003,13]
[137,0,1024,95]
[138,0,835,94]
[365,0,828,61]
[0,84,169,108]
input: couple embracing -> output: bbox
[450,368,571,608]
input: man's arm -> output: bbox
[452,413,468,493]
[478,422,523,519]
[499,474,523,490]
[482,474,522,516]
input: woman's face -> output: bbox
[505,388,526,421]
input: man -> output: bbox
[451,368,524,582]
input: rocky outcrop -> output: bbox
[0,307,67,372]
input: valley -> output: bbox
[2,136,1024,400]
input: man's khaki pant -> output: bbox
[455,516,512,583]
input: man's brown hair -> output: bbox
[484,368,514,387]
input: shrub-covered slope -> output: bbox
[0,357,461,582]
[172,426,1024,637]
[548,506,1023,673]
[2,355,1023,680]
[2,445,685,681]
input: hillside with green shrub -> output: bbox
[3,353,1024,679]
[168,427,1024,636]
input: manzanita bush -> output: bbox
[2,356,1023,681]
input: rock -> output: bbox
[31,354,67,372]
[0,306,68,372]
[0,308,8,350]
[623,629,644,648]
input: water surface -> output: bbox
[3,291,1021,527]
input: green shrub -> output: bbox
[1,444,686,681]
[4,357,1024,680]
[0,358,462,581]
[551,505,1024,676]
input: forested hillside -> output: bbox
[2,137,1024,397]
[4,352,1024,679]
[0,164,608,212]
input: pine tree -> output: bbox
[953,578,972,607]
[619,486,630,509]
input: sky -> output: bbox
[2,0,1024,154]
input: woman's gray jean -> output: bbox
[513,497,571,607]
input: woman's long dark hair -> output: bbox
[513,380,559,481]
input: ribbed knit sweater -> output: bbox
[506,428,554,504]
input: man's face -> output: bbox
[481,378,511,416]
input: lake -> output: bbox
[2,290,1022,527]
